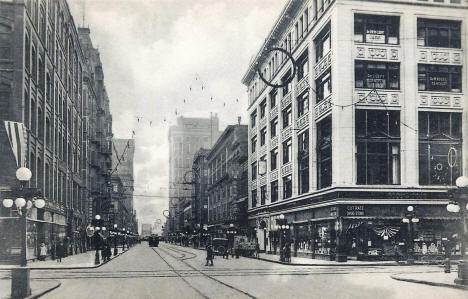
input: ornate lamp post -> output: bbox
[402,205,419,265]
[447,176,468,285]
[91,214,103,265]
[227,223,236,258]
[113,224,118,256]
[276,214,290,262]
[2,167,45,298]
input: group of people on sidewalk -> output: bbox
[38,242,66,262]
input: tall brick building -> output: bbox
[0,0,113,263]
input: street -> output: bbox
[0,242,463,299]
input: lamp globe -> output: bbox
[455,176,468,188]
[15,197,26,208]
[16,167,32,182]
[2,198,13,208]
[34,198,45,209]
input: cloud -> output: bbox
[69,0,287,229]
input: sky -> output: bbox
[68,0,288,232]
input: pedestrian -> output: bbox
[255,242,260,259]
[284,243,291,263]
[39,243,47,261]
[56,242,64,263]
[394,243,401,263]
[205,244,214,266]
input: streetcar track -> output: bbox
[156,245,258,299]
[152,246,210,299]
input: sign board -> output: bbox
[330,207,338,217]
[258,160,267,175]
[428,74,449,90]
[366,73,386,89]
[346,205,365,216]
[366,29,386,44]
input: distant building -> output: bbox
[206,124,248,236]
[111,139,137,234]
[141,223,153,238]
[190,148,210,231]
[167,115,220,234]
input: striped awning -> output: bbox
[4,121,27,167]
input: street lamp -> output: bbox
[276,214,289,262]
[113,224,118,256]
[2,167,44,298]
[226,223,237,258]
[402,205,419,265]
[91,214,103,265]
[447,176,468,285]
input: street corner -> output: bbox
[390,272,468,291]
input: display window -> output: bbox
[355,61,399,90]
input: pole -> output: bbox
[94,232,100,265]
[20,208,27,267]
[407,218,414,265]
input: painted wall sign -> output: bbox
[346,205,365,216]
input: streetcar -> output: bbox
[148,234,160,247]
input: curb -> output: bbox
[27,280,62,299]
[0,247,132,271]
[391,273,468,291]
[164,243,407,267]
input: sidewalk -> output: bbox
[391,271,468,291]
[255,252,402,266]
[0,247,128,270]
[0,279,61,299]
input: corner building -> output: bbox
[242,0,467,261]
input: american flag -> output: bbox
[4,121,27,167]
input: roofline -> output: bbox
[241,0,299,86]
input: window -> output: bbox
[251,190,257,208]
[316,70,332,102]
[271,118,278,138]
[251,136,257,153]
[259,155,267,176]
[38,108,43,140]
[298,130,309,194]
[355,61,400,90]
[297,50,309,80]
[315,23,330,62]
[356,110,401,185]
[282,70,292,96]
[271,180,278,202]
[260,128,266,146]
[271,148,278,170]
[354,14,399,44]
[260,99,267,119]
[317,116,332,189]
[282,138,292,164]
[24,90,30,128]
[297,92,309,117]
[25,35,30,71]
[251,161,257,180]
[260,185,267,205]
[417,19,461,48]
[250,109,257,127]
[282,105,292,128]
[270,89,277,108]
[283,175,292,199]
[419,112,462,185]
[418,64,461,92]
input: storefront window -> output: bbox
[317,116,332,189]
[356,110,401,185]
[314,223,333,255]
[355,61,400,90]
[283,175,292,199]
[298,130,309,194]
[419,112,462,186]
[417,19,461,48]
[354,14,399,44]
[418,64,462,92]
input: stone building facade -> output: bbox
[242,0,467,261]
